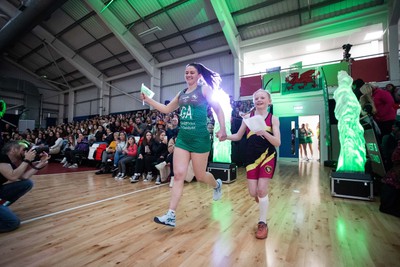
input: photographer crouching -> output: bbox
[0,141,50,233]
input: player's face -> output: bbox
[253,91,270,109]
[185,66,201,87]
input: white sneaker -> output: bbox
[63,162,70,168]
[68,163,78,168]
[118,173,126,180]
[155,161,166,171]
[115,172,122,178]
[155,176,161,185]
[213,179,222,201]
[154,210,176,227]
[146,173,153,181]
[169,176,174,188]
[130,174,140,183]
[60,157,67,164]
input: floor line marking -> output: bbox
[21,184,167,224]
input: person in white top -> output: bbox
[49,132,64,155]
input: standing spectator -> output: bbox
[305,123,314,160]
[298,123,308,161]
[361,83,396,138]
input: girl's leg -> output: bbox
[168,147,190,211]
[308,143,313,158]
[113,152,120,167]
[190,152,217,187]
[299,144,303,158]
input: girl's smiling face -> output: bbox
[253,90,271,110]
[185,66,201,88]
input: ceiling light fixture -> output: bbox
[138,26,162,37]
[306,43,320,52]
[364,31,383,41]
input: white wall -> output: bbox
[109,73,150,113]
[244,41,384,75]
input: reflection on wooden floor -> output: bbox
[0,161,399,267]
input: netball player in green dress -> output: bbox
[141,63,227,227]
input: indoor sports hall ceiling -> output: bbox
[0,0,392,91]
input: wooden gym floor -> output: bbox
[0,161,399,267]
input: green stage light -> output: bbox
[212,89,232,163]
[333,71,366,172]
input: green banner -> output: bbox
[262,72,281,93]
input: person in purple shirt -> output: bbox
[63,133,89,168]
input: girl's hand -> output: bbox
[255,130,266,139]
[216,129,227,141]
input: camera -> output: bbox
[34,146,49,154]
[342,43,352,61]
[32,146,49,161]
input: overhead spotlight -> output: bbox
[342,43,352,61]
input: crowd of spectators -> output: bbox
[0,99,256,184]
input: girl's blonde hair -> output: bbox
[359,83,376,115]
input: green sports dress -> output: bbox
[175,85,211,153]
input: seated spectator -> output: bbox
[132,117,147,138]
[95,132,119,175]
[63,133,89,168]
[152,120,166,136]
[130,130,155,183]
[103,127,114,145]
[44,130,56,147]
[166,115,179,141]
[115,136,138,180]
[49,132,64,155]
[94,125,106,143]
[152,130,168,185]
[112,132,127,169]
[60,135,76,164]
[156,135,176,187]
[0,141,50,232]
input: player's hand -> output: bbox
[216,129,227,141]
